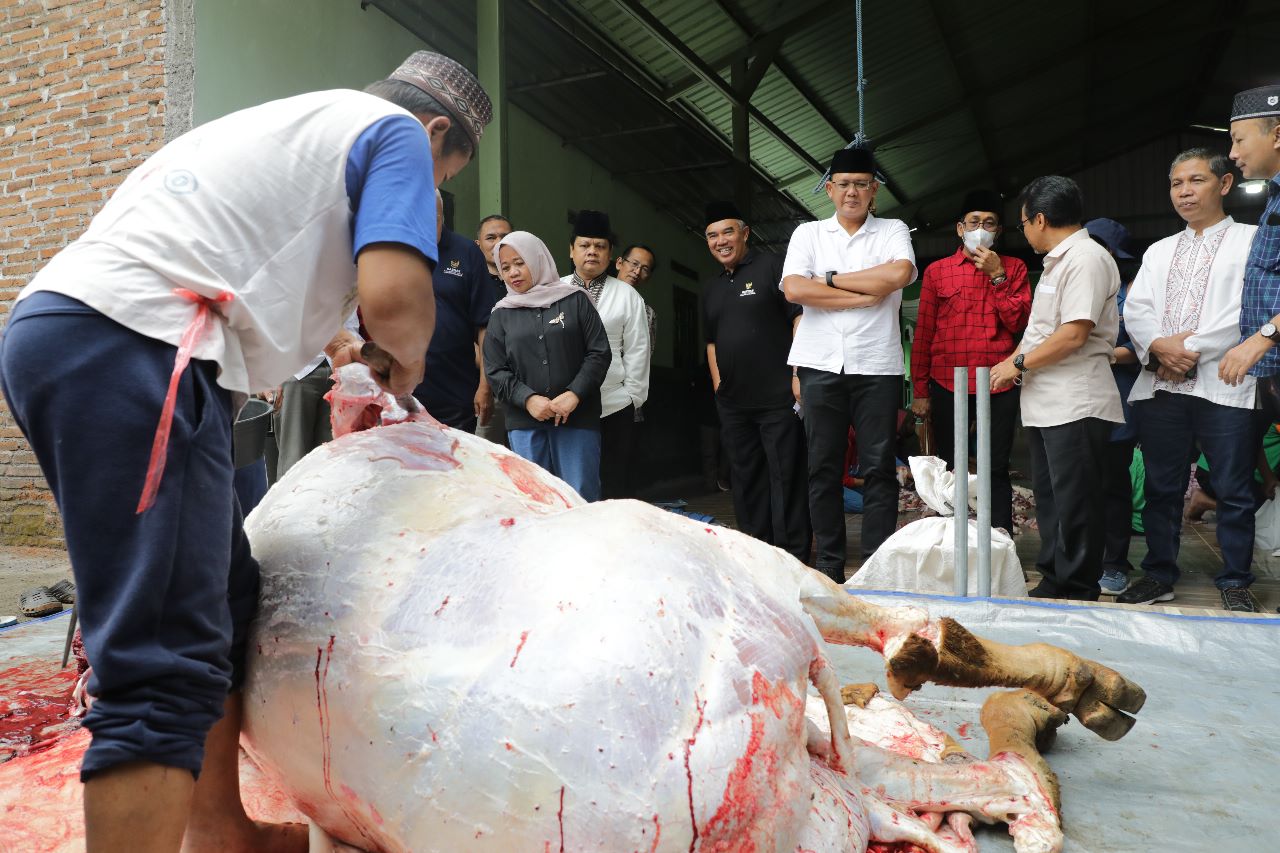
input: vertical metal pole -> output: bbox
[477,0,509,215]
[953,367,969,597]
[976,368,992,597]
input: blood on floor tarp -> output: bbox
[4,595,1279,851]
[836,591,1280,851]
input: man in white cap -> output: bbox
[0,51,490,852]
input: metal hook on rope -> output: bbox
[813,0,883,192]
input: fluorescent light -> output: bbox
[1243,181,1267,195]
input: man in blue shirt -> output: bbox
[1221,85,1280,382]
[1219,84,1280,612]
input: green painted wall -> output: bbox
[192,0,712,369]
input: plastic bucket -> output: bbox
[233,398,272,469]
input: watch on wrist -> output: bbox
[825,270,836,288]
[1261,323,1280,343]
[990,273,1007,286]
[1013,354,1027,373]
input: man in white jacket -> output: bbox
[1119,148,1261,611]
[562,210,651,498]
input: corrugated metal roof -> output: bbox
[380,0,1277,250]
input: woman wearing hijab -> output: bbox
[484,231,612,501]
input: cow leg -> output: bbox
[797,570,1145,740]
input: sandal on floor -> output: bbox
[19,587,63,618]
[47,579,76,604]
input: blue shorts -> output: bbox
[0,292,259,780]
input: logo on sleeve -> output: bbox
[739,281,756,297]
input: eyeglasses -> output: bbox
[832,179,876,192]
[1018,217,1035,232]
[963,218,1000,231]
[620,257,652,276]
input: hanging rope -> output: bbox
[813,0,880,193]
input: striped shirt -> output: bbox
[1240,173,1280,377]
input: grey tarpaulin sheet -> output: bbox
[835,590,1280,851]
[6,598,1278,850]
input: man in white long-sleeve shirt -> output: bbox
[561,209,651,498]
[1119,148,1261,612]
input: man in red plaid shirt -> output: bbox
[910,190,1031,532]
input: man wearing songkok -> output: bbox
[702,201,810,562]
[911,189,1031,535]
[1119,149,1260,611]
[1221,85,1280,613]
[561,210,651,498]
[0,50,490,851]
[781,147,917,581]
[990,176,1123,601]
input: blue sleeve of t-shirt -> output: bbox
[345,114,438,266]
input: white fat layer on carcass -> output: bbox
[244,422,837,851]
[242,418,1064,853]
[804,694,951,762]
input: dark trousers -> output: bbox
[717,399,811,562]
[799,369,900,578]
[600,404,637,499]
[1135,393,1256,590]
[0,293,259,780]
[1102,440,1137,574]
[1027,417,1112,599]
[927,380,1018,533]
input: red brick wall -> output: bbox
[0,0,168,546]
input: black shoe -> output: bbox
[1221,587,1260,613]
[1116,576,1175,605]
[1027,581,1060,599]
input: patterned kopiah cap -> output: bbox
[1230,84,1280,122]
[390,51,493,148]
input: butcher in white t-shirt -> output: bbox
[0,51,490,852]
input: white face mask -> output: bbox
[962,227,996,253]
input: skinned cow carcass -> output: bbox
[241,367,1145,853]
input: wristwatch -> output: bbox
[990,273,1008,286]
[1013,354,1027,373]
[825,270,837,288]
[1261,322,1280,343]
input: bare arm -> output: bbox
[1023,319,1093,371]
[829,259,917,297]
[783,275,886,309]
[707,343,721,392]
[356,243,435,395]
[990,321,1094,392]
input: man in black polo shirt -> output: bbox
[702,201,810,562]
[412,191,499,432]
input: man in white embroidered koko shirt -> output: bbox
[781,147,917,579]
[1119,148,1262,612]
